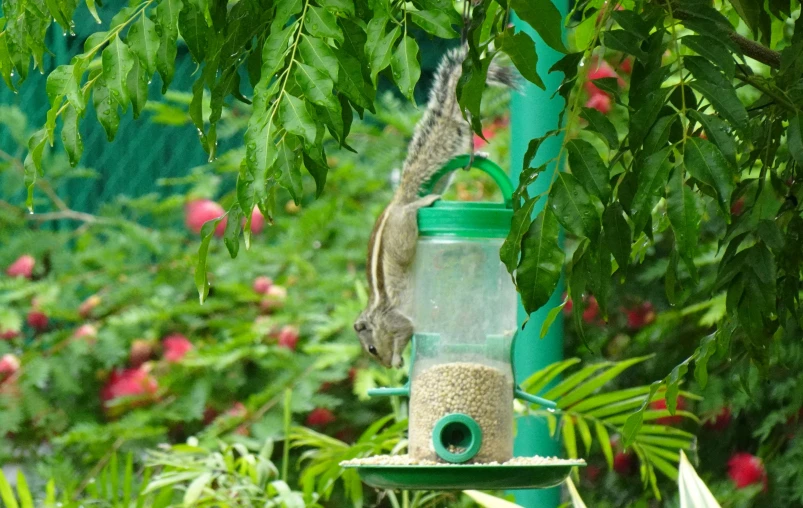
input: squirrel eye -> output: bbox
[368,345,378,355]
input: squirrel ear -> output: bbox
[354,320,367,332]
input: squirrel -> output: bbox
[353,47,517,368]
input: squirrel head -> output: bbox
[354,308,413,369]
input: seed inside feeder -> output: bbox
[409,361,513,463]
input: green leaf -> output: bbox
[223,205,242,258]
[457,55,491,135]
[562,416,578,459]
[611,10,651,40]
[368,26,400,86]
[685,56,749,133]
[303,150,328,198]
[195,217,222,304]
[629,90,669,150]
[299,36,338,82]
[262,24,295,79]
[693,334,718,388]
[566,139,610,203]
[410,9,458,38]
[510,0,568,54]
[688,110,737,167]
[16,470,32,508]
[559,356,651,408]
[93,78,120,141]
[275,0,302,23]
[603,30,648,61]
[667,167,699,276]
[595,421,614,469]
[682,35,735,78]
[684,137,734,217]
[521,358,581,395]
[540,300,567,338]
[496,28,544,89]
[46,65,85,113]
[281,94,318,145]
[61,105,83,167]
[631,147,672,234]
[102,35,135,110]
[516,208,565,315]
[643,115,675,154]
[665,358,691,414]
[549,173,601,240]
[521,131,559,171]
[295,62,336,110]
[127,57,149,119]
[23,129,47,211]
[306,6,343,43]
[622,381,661,446]
[127,14,160,79]
[390,35,420,102]
[787,114,803,166]
[178,2,210,63]
[580,107,618,149]
[336,52,373,111]
[730,0,762,37]
[0,469,19,508]
[277,136,303,202]
[602,203,631,270]
[184,472,212,505]
[156,0,182,92]
[500,196,539,274]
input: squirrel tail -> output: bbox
[395,46,517,202]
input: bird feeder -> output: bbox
[343,156,584,490]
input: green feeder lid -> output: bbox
[418,155,513,239]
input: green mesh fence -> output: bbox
[0,1,451,215]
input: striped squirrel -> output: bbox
[353,47,517,368]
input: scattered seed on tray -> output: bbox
[341,455,587,466]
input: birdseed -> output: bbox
[341,454,586,466]
[408,361,514,463]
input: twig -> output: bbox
[25,210,108,224]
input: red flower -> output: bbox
[163,334,193,362]
[728,453,767,490]
[6,255,35,279]
[0,354,20,383]
[619,58,633,75]
[227,402,248,418]
[585,464,603,483]
[563,293,573,315]
[185,199,227,237]
[260,285,287,313]
[584,60,624,96]
[613,452,636,476]
[253,276,273,294]
[731,197,745,216]
[704,406,732,431]
[585,93,611,114]
[27,311,48,332]
[276,325,299,350]
[651,396,686,425]
[625,302,656,330]
[0,330,19,340]
[306,408,336,427]
[582,296,600,324]
[74,324,98,340]
[101,367,159,411]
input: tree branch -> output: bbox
[670,8,782,69]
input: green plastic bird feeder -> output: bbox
[342,156,584,490]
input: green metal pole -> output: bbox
[509,5,568,508]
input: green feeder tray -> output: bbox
[344,463,582,491]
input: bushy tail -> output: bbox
[395,46,517,202]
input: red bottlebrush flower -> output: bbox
[728,453,767,490]
[6,255,35,279]
[613,452,636,476]
[584,60,624,96]
[277,325,299,350]
[585,93,612,114]
[731,197,745,216]
[163,334,193,362]
[253,276,273,294]
[585,464,603,483]
[625,302,656,330]
[563,293,573,315]
[0,330,19,340]
[306,408,336,427]
[260,285,287,313]
[202,406,220,425]
[0,354,20,383]
[101,367,158,410]
[651,396,686,425]
[227,402,248,418]
[704,406,732,431]
[619,58,633,75]
[185,199,227,237]
[248,207,266,234]
[582,296,600,324]
[27,311,48,332]
[79,295,102,318]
